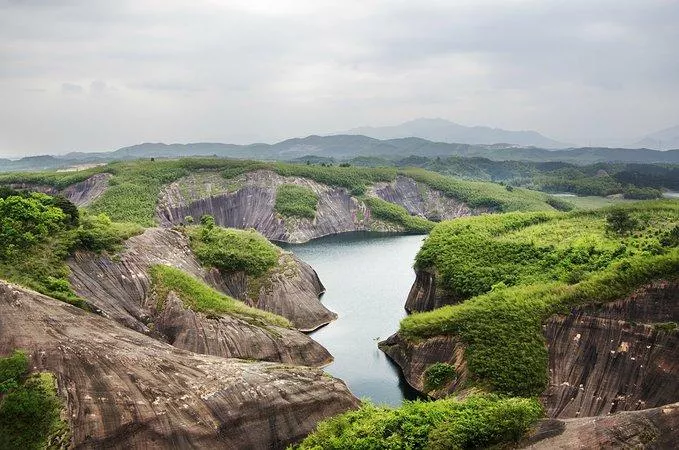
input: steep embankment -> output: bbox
[68,227,334,366]
[381,203,679,419]
[520,401,679,449]
[7,172,111,206]
[0,280,359,449]
[156,171,481,243]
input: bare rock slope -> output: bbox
[156,171,481,243]
[381,277,679,419]
[0,280,359,449]
[8,172,111,206]
[68,227,334,366]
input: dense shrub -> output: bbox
[76,213,143,253]
[546,196,575,212]
[273,163,397,196]
[622,185,663,200]
[275,184,319,219]
[187,220,279,277]
[363,197,435,233]
[0,352,68,450]
[402,201,679,396]
[149,265,290,327]
[423,362,457,392]
[296,395,543,450]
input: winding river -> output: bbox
[282,233,425,406]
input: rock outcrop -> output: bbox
[383,278,679,416]
[156,171,480,243]
[543,279,679,419]
[68,227,334,366]
[404,269,457,313]
[8,172,111,206]
[0,280,360,449]
[378,333,467,397]
[520,402,679,449]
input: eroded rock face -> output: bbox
[67,227,334,366]
[8,173,111,206]
[0,281,360,449]
[521,402,679,449]
[543,279,679,419]
[369,175,478,221]
[404,269,460,313]
[378,333,467,398]
[156,170,479,243]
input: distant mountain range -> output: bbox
[343,118,569,148]
[630,125,679,150]
[2,134,679,173]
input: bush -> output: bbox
[606,209,638,235]
[0,351,68,450]
[149,265,290,327]
[275,184,319,219]
[622,185,662,200]
[296,395,543,450]
[76,213,143,253]
[423,362,457,392]
[187,222,279,277]
[546,196,575,212]
[363,197,435,233]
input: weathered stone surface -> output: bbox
[369,175,480,221]
[0,280,360,449]
[156,170,479,243]
[68,227,333,366]
[520,402,679,449]
[8,173,111,206]
[378,332,467,397]
[403,269,462,313]
[542,279,679,419]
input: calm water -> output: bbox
[282,233,425,406]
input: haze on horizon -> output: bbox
[1,0,678,157]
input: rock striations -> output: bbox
[68,227,335,366]
[0,280,359,449]
[156,171,482,243]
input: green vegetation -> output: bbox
[363,197,435,233]
[0,351,69,450]
[402,201,679,396]
[545,195,575,212]
[271,163,397,196]
[149,264,290,328]
[423,362,457,392]
[0,189,141,306]
[275,184,319,219]
[295,395,543,450]
[187,219,279,277]
[399,168,553,212]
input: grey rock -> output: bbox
[0,280,359,449]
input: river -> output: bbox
[282,233,425,406]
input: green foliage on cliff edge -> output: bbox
[275,184,319,219]
[295,394,543,450]
[149,264,291,328]
[402,200,679,396]
[0,351,70,450]
[187,221,279,277]
[0,189,141,307]
[362,197,435,233]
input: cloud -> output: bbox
[0,0,678,155]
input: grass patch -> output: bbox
[149,264,290,328]
[401,201,679,396]
[275,184,319,219]
[423,362,457,393]
[295,394,543,450]
[187,221,279,277]
[363,197,435,233]
[0,351,69,450]
[399,168,554,212]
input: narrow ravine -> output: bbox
[282,232,425,406]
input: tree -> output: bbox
[0,194,66,258]
[606,209,638,235]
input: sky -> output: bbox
[1,0,678,156]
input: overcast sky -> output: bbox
[1,0,678,156]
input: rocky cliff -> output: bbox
[403,269,456,313]
[383,278,679,418]
[8,172,111,206]
[542,279,679,419]
[520,401,679,449]
[156,171,480,243]
[68,227,334,366]
[0,280,359,449]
